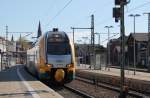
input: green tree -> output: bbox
[17,35,30,51]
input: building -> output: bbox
[0,36,16,53]
[0,37,6,52]
[108,36,128,67]
[127,33,148,68]
[76,43,106,69]
[0,36,16,69]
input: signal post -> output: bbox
[113,0,130,97]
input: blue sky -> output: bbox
[0,0,150,47]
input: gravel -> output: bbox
[66,80,119,98]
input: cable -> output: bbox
[101,33,119,43]
[96,1,150,27]
[96,17,112,26]
[126,1,150,13]
[70,1,113,27]
[45,0,73,26]
[42,0,57,22]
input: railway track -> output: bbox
[45,82,93,98]
[64,85,94,98]
[75,76,149,98]
[44,77,148,98]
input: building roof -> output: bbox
[37,21,42,38]
[109,36,128,45]
[131,33,148,42]
[0,36,5,40]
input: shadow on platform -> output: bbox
[0,90,49,97]
[0,65,37,82]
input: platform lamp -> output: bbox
[128,14,141,75]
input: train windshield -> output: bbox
[47,33,71,55]
[47,42,71,55]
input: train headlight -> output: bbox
[67,64,75,81]
[47,64,52,68]
[67,63,74,68]
[39,64,52,72]
[45,64,52,71]
[67,63,75,73]
[39,68,45,73]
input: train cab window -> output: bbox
[47,32,71,55]
[47,42,71,55]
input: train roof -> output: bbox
[32,29,69,46]
[46,31,67,37]
[43,28,70,42]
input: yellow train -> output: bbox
[26,28,76,83]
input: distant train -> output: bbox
[26,28,76,83]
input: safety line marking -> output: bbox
[17,66,40,98]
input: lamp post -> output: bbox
[129,14,141,75]
[105,26,113,71]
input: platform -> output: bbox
[77,64,150,82]
[0,64,63,98]
[76,64,150,95]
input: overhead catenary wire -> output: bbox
[42,0,57,22]
[101,33,119,43]
[126,1,150,13]
[45,0,73,27]
[96,1,150,27]
[68,1,113,28]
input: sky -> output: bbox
[0,0,150,47]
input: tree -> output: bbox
[16,35,30,51]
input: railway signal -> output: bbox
[115,0,127,5]
[113,0,130,98]
[113,7,120,22]
[113,0,129,23]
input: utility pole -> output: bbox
[143,12,150,71]
[91,15,94,48]
[113,0,130,98]
[71,14,95,69]
[91,14,95,69]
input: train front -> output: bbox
[45,29,75,83]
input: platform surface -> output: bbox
[77,64,150,81]
[0,64,63,98]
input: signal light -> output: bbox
[113,7,121,22]
[47,64,52,68]
[67,64,74,68]
[113,7,121,18]
[115,18,119,22]
[115,0,127,5]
